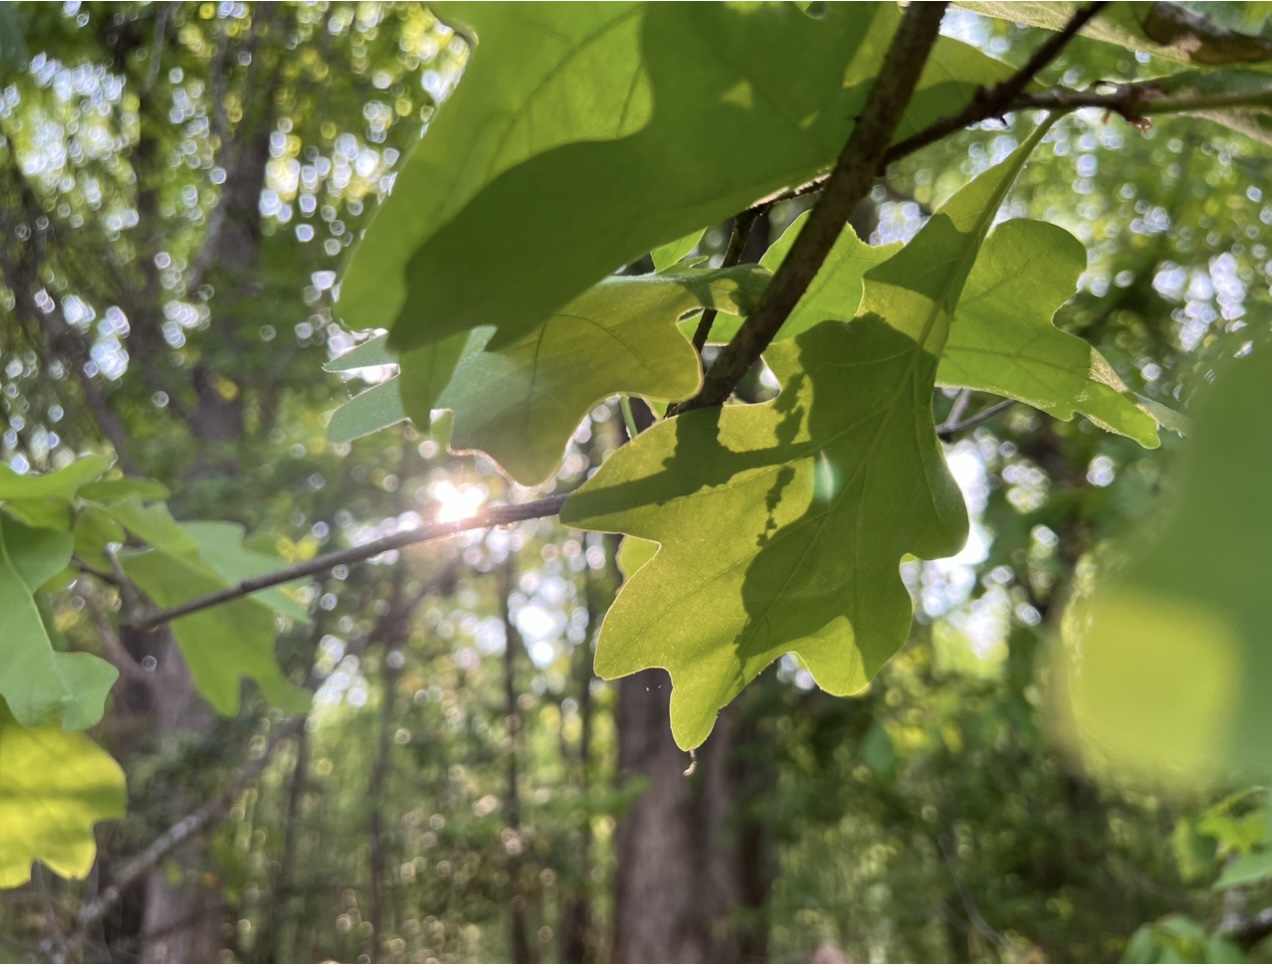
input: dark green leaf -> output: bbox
[346,4,1012,358]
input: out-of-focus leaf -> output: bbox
[0,516,117,732]
[0,6,26,73]
[179,522,310,622]
[0,703,125,888]
[77,477,170,503]
[90,494,198,558]
[72,506,126,573]
[1214,849,1272,890]
[1172,817,1220,882]
[1124,925,1157,963]
[1205,936,1250,963]
[0,456,112,504]
[122,550,310,717]
[1057,347,1272,790]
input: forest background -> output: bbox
[1,1,1272,964]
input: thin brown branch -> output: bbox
[127,495,568,630]
[670,2,949,415]
[74,580,149,687]
[1225,906,1272,950]
[936,398,1018,440]
[690,209,761,354]
[888,1,1108,161]
[62,719,304,958]
[745,2,1107,218]
[938,833,1017,959]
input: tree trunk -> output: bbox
[139,642,222,964]
[500,560,538,964]
[611,675,773,963]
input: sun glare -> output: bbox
[431,480,487,524]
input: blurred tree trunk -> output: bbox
[500,558,537,964]
[611,680,774,963]
[121,9,281,959]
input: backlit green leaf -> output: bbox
[338,2,649,335]
[651,229,705,271]
[707,213,896,344]
[938,218,1161,447]
[0,703,125,888]
[563,126,1051,748]
[329,265,771,484]
[351,3,1012,359]
[179,522,311,622]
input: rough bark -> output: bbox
[611,677,774,964]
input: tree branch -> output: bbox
[887,1,1108,162]
[936,398,1018,441]
[61,719,304,958]
[1009,81,1270,119]
[1225,906,1272,951]
[670,2,950,415]
[744,2,1104,218]
[690,208,760,354]
[126,494,568,630]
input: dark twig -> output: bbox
[1008,82,1256,119]
[938,834,1017,959]
[944,388,974,428]
[746,3,1107,218]
[72,557,119,586]
[1225,906,1272,950]
[888,1,1108,162]
[690,209,761,354]
[936,398,1017,440]
[59,719,304,959]
[127,495,569,630]
[671,2,950,415]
